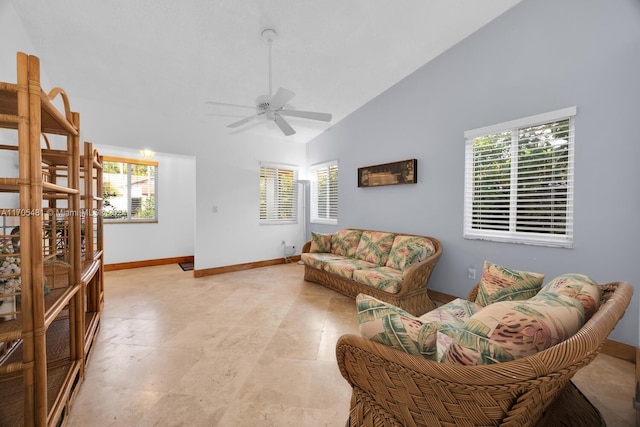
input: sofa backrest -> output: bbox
[309,228,439,269]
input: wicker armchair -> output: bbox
[336,281,633,427]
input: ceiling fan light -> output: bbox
[140,149,156,159]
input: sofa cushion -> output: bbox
[357,294,481,360]
[332,229,363,257]
[385,235,435,270]
[352,267,404,294]
[309,232,333,253]
[324,259,377,279]
[540,273,602,320]
[444,292,585,366]
[355,231,396,266]
[474,261,544,307]
[300,253,348,270]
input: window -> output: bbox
[102,156,158,222]
[259,163,298,224]
[310,160,338,224]
[464,107,575,247]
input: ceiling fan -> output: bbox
[207,29,332,136]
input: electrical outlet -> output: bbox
[467,267,476,280]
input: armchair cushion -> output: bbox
[444,291,585,366]
[357,294,425,357]
[357,294,481,360]
[474,260,544,306]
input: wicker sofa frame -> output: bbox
[337,280,633,427]
[302,230,442,316]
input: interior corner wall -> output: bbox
[97,145,196,265]
[193,135,307,270]
[306,0,640,346]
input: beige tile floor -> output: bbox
[67,263,636,426]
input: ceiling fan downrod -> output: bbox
[261,28,278,98]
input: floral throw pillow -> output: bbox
[357,294,426,357]
[309,232,333,253]
[385,235,435,270]
[331,229,363,257]
[474,261,544,307]
[540,273,602,320]
[355,231,396,266]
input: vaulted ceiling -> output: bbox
[11,0,520,143]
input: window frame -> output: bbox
[259,162,298,225]
[463,107,576,248]
[102,156,158,223]
[310,160,338,225]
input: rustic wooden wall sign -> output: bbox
[358,159,417,187]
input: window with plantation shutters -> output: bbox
[259,163,298,224]
[464,107,575,247]
[310,160,338,225]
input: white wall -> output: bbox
[0,3,306,269]
[306,0,640,346]
[194,133,306,270]
[0,2,42,84]
[0,2,35,209]
[96,145,195,265]
[0,6,197,266]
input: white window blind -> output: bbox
[102,157,158,222]
[463,107,575,247]
[310,160,338,224]
[259,163,298,224]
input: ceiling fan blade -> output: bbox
[206,101,256,109]
[270,87,296,110]
[274,114,296,136]
[278,110,332,122]
[227,111,265,128]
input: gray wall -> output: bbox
[307,0,640,346]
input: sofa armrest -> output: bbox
[394,237,442,297]
[302,240,311,254]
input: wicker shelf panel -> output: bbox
[0,315,75,426]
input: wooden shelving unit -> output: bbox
[0,52,103,426]
[80,141,104,367]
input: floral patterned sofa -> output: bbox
[337,261,634,426]
[301,229,442,316]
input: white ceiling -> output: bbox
[10,0,520,144]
